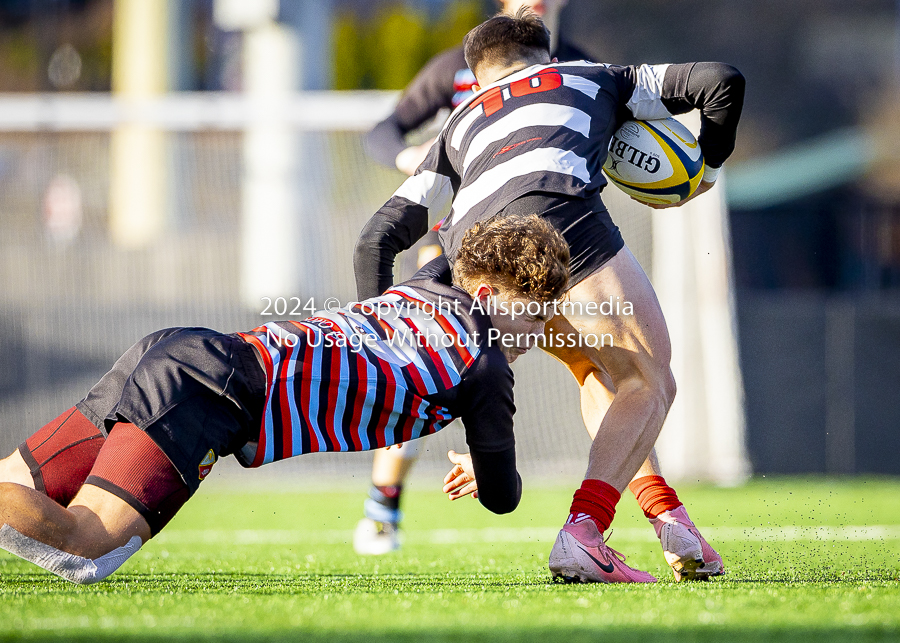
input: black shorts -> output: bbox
[76,328,267,495]
[497,192,624,288]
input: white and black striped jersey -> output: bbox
[355,61,744,300]
[364,39,590,168]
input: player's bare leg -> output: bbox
[416,244,442,268]
[0,482,149,558]
[354,441,421,555]
[544,248,671,581]
[545,248,671,582]
[541,311,667,482]
[543,313,655,582]
[371,443,420,487]
[544,247,723,581]
[552,321,724,580]
[550,247,675,490]
[0,411,185,583]
[0,480,148,583]
[354,243,441,555]
[0,450,35,488]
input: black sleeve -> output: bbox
[354,202,430,300]
[410,254,452,285]
[363,48,462,169]
[457,349,521,515]
[355,132,458,300]
[661,62,745,169]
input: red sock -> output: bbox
[568,479,620,533]
[628,475,682,519]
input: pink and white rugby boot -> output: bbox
[651,505,725,581]
[549,517,657,584]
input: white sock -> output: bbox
[0,524,142,585]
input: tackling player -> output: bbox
[354,10,745,582]
[357,0,587,557]
[0,214,568,584]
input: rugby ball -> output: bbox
[602,118,704,205]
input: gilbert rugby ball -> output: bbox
[602,117,704,205]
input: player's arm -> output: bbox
[660,62,745,180]
[364,49,461,174]
[617,62,745,182]
[354,140,457,300]
[410,254,452,285]
[443,350,521,515]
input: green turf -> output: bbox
[1,477,899,642]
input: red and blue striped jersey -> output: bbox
[237,280,499,467]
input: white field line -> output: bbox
[154,525,900,547]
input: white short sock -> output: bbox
[0,524,142,585]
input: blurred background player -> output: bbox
[365,0,582,176]
[355,0,586,557]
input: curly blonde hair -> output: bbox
[453,213,570,302]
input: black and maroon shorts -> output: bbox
[18,327,267,535]
[20,410,189,535]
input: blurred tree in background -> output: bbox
[368,6,430,90]
[0,31,40,89]
[332,12,366,90]
[0,0,485,92]
[428,1,482,61]
[333,0,482,90]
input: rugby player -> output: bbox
[357,0,587,558]
[0,214,568,585]
[366,0,583,176]
[354,10,745,582]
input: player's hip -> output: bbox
[76,327,267,494]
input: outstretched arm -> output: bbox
[363,47,464,172]
[354,202,431,300]
[354,140,457,300]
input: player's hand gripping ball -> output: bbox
[602,117,704,206]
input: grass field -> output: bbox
[1,476,898,642]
